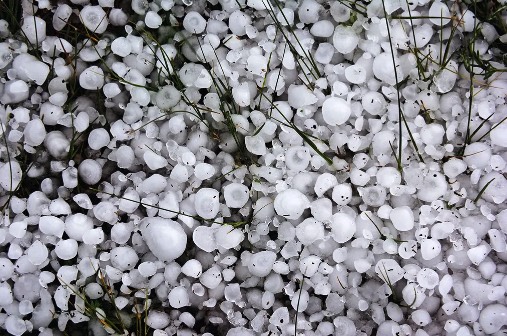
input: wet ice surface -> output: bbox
[1,0,507,335]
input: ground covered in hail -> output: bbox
[0,0,507,335]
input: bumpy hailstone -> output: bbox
[478,172,507,204]
[274,189,310,220]
[223,183,249,208]
[194,188,220,219]
[245,135,267,156]
[330,213,356,243]
[314,173,338,197]
[200,266,222,289]
[140,217,187,262]
[296,218,324,245]
[183,11,206,34]
[79,66,104,90]
[80,5,108,34]
[389,206,414,231]
[285,146,311,172]
[0,161,22,192]
[248,251,277,277]
[322,97,351,126]
[416,268,439,289]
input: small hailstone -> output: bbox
[360,186,387,207]
[274,188,310,220]
[88,128,110,150]
[183,11,206,34]
[215,224,244,249]
[416,268,439,289]
[145,11,163,29]
[332,184,352,205]
[53,4,72,31]
[232,82,251,107]
[194,188,220,219]
[314,173,338,197]
[147,311,170,330]
[80,5,108,34]
[287,85,318,109]
[193,226,217,252]
[443,158,467,179]
[200,266,222,289]
[467,244,491,266]
[155,85,181,110]
[333,317,356,336]
[420,123,445,145]
[111,37,131,57]
[479,304,507,334]
[55,239,78,260]
[310,20,334,37]
[5,315,27,336]
[285,146,311,172]
[140,217,187,262]
[248,251,276,278]
[181,259,202,278]
[21,16,46,45]
[463,142,491,169]
[417,172,447,203]
[83,228,105,245]
[1,80,29,104]
[40,102,64,125]
[420,238,441,260]
[490,122,507,147]
[296,218,324,245]
[298,0,322,24]
[478,172,507,204]
[9,221,27,239]
[0,161,22,192]
[333,26,358,54]
[322,97,351,126]
[168,286,190,308]
[428,1,451,26]
[78,159,102,185]
[26,241,49,266]
[373,53,402,86]
[330,213,356,243]
[389,206,414,231]
[375,259,405,284]
[79,66,105,90]
[110,246,139,271]
[223,183,249,208]
[245,135,267,155]
[411,309,431,326]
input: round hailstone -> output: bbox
[26,241,48,266]
[229,10,251,35]
[79,66,104,90]
[194,163,216,180]
[168,286,189,308]
[248,251,277,277]
[296,218,324,245]
[0,161,22,192]
[345,64,367,84]
[285,146,311,172]
[490,122,507,147]
[155,85,181,110]
[0,258,14,281]
[80,5,108,34]
[215,224,244,249]
[375,259,405,284]
[88,128,110,150]
[140,217,187,262]
[333,317,356,336]
[310,20,334,38]
[223,183,249,208]
[463,142,492,169]
[183,11,206,34]
[65,213,93,241]
[332,184,352,205]
[428,1,450,26]
[245,135,267,156]
[314,173,338,197]
[247,54,268,76]
[232,82,251,107]
[21,16,46,45]
[373,52,401,86]
[192,226,218,252]
[110,246,139,271]
[416,268,439,289]
[55,239,78,260]
[360,186,387,207]
[111,37,131,57]
[479,304,507,334]
[333,26,358,54]
[83,228,104,245]
[389,206,414,231]
[181,259,202,278]
[322,97,351,126]
[420,238,441,260]
[145,11,163,29]
[420,123,445,145]
[376,167,401,188]
[330,213,356,243]
[24,119,46,146]
[39,216,65,238]
[287,85,318,109]
[417,172,447,203]
[40,102,64,125]
[78,159,102,185]
[199,266,222,290]
[194,188,220,219]
[5,315,26,336]
[274,189,310,220]
[478,172,507,204]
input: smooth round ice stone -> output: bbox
[411,309,431,326]
[322,97,351,126]
[463,142,492,169]
[310,20,334,37]
[5,315,26,336]
[333,26,358,54]
[428,1,450,26]
[181,259,202,278]
[23,119,46,146]
[110,246,139,271]
[372,131,395,155]
[416,268,439,289]
[0,258,14,281]
[373,52,401,86]
[274,188,310,220]
[145,10,162,28]
[376,167,401,188]
[245,135,267,156]
[345,64,367,84]
[232,82,251,107]
[93,201,117,224]
[193,226,217,252]
[215,224,244,249]
[247,54,268,76]
[87,128,110,150]
[21,15,46,44]
[183,11,206,34]
[298,0,321,23]
[248,251,277,278]
[229,10,251,35]
[168,286,190,308]
[194,188,220,219]
[26,241,48,266]
[330,213,356,243]
[389,206,414,232]
[361,91,386,115]
[147,311,170,330]
[200,265,222,289]
[360,186,387,207]
[223,183,249,208]
[155,85,181,110]
[479,304,507,334]
[285,146,311,172]
[332,184,352,205]
[287,85,318,109]
[330,2,350,22]
[79,66,105,90]
[490,122,507,147]
[55,239,78,260]
[64,213,93,241]
[417,172,447,203]
[194,163,215,180]
[83,228,104,245]
[443,158,467,179]
[80,5,108,33]
[467,244,490,266]
[375,259,405,284]
[333,316,356,336]
[296,218,324,245]
[313,173,336,197]
[420,123,445,145]
[78,159,102,185]
[420,238,441,260]
[9,220,27,239]
[140,217,187,262]
[478,172,507,204]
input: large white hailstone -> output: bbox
[26,241,49,266]
[194,188,220,219]
[333,317,356,336]
[115,145,135,169]
[53,4,72,31]
[322,97,351,126]
[247,54,268,76]
[215,224,244,249]
[373,52,402,86]
[253,197,275,221]
[168,286,190,308]
[229,10,251,35]
[80,5,108,34]
[93,201,117,224]
[64,213,93,241]
[287,85,318,109]
[145,11,163,29]
[296,218,324,245]
[360,186,387,207]
[479,304,507,334]
[298,0,322,24]
[375,259,405,284]
[245,135,267,156]
[331,184,352,205]
[200,266,222,289]
[183,11,206,34]
[0,258,14,281]
[416,268,439,290]
[0,161,22,192]
[223,183,249,208]
[193,226,218,252]
[310,198,332,222]
[463,142,492,169]
[330,213,356,243]
[417,172,447,203]
[110,246,139,271]
[376,167,401,188]
[5,315,26,336]
[158,191,179,218]
[155,85,181,110]
[88,128,110,150]
[362,91,387,115]
[78,159,102,185]
[420,238,441,260]
[1,80,29,104]
[181,259,202,278]
[248,251,277,277]
[147,311,170,330]
[21,16,46,45]
[55,239,78,260]
[232,82,251,107]
[389,206,414,232]
[333,26,358,54]
[140,217,187,262]
[274,189,310,220]
[110,37,131,57]
[144,151,168,170]
[0,282,13,306]
[285,146,311,172]
[194,163,216,180]
[40,102,64,125]
[420,123,445,145]
[428,1,451,26]
[79,66,104,90]
[314,173,338,197]
[490,122,507,147]
[310,20,334,38]
[24,119,46,146]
